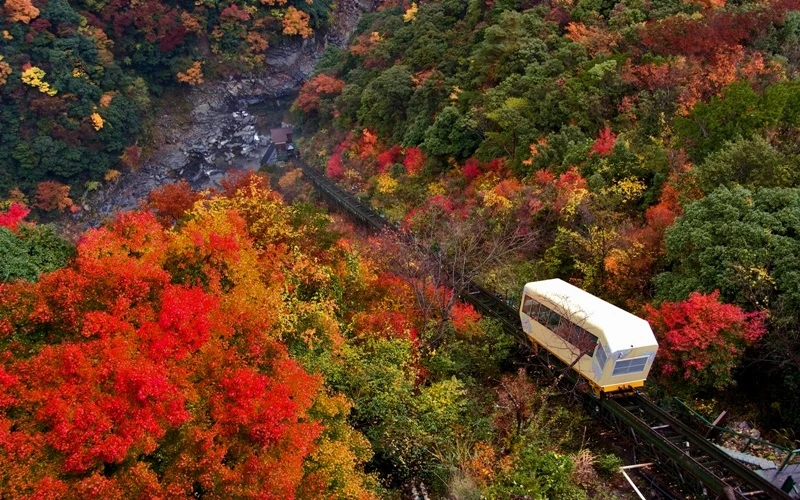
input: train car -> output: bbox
[519,279,658,395]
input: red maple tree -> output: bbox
[646,291,766,391]
[0,203,30,231]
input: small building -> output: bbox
[270,126,295,161]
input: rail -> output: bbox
[290,157,793,499]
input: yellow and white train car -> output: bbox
[519,279,658,394]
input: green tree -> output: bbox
[358,65,415,141]
[0,225,75,282]
[676,82,800,161]
[655,186,800,313]
[421,106,480,161]
[694,135,797,193]
[485,446,585,499]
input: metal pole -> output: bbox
[619,463,654,500]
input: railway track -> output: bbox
[291,157,791,499]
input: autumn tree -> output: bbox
[35,181,73,212]
[379,198,539,341]
[177,61,204,85]
[4,0,39,23]
[646,291,766,391]
[296,74,346,114]
[0,180,379,498]
[283,6,313,38]
[0,203,30,231]
[146,180,202,225]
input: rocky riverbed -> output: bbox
[72,0,374,230]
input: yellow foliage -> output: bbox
[449,86,461,100]
[306,393,378,499]
[482,189,513,212]
[177,61,204,85]
[2,30,12,39]
[104,169,121,182]
[278,169,303,190]
[561,187,588,216]
[601,177,646,204]
[403,2,418,22]
[21,66,57,96]
[427,181,446,196]
[375,173,398,195]
[90,112,104,131]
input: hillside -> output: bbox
[2,0,800,495]
[0,0,349,196]
[293,0,800,429]
[0,172,633,498]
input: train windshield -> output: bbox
[612,356,649,376]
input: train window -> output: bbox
[595,343,608,370]
[551,310,565,330]
[522,295,540,318]
[554,320,598,354]
[612,356,649,376]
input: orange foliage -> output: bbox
[180,11,203,33]
[622,45,780,114]
[684,0,726,8]
[283,7,313,38]
[35,181,73,212]
[176,61,204,85]
[349,31,383,56]
[146,180,202,225]
[99,92,115,107]
[603,182,683,306]
[357,129,379,160]
[295,74,346,113]
[246,32,269,53]
[464,442,497,485]
[0,58,11,86]
[4,0,39,23]
[565,22,621,57]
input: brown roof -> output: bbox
[270,127,293,144]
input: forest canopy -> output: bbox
[293,0,800,427]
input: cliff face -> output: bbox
[216,0,376,104]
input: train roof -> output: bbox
[523,279,657,353]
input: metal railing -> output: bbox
[674,397,800,472]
